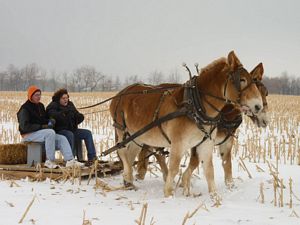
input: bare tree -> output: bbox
[7,64,21,90]
[0,71,7,91]
[74,65,105,92]
[21,63,39,88]
[167,69,181,83]
[49,70,59,91]
[148,70,164,85]
[38,69,47,90]
[123,75,141,87]
[62,72,69,89]
[113,76,121,90]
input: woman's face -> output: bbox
[59,94,69,106]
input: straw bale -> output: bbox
[0,143,27,164]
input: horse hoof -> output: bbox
[123,180,137,190]
[135,174,145,180]
[210,192,222,206]
[225,180,236,189]
[164,189,174,198]
[183,189,190,197]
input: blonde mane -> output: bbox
[199,57,227,76]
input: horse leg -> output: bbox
[196,141,217,195]
[154,147,168,182]
[118,142,141,189]
[181,147,199,196]
[164,144,184,197]
[136,145,151,180]
[219,136,234,187]
[117,146,134,188]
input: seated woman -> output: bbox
[46,88,97,165]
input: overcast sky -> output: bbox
[0,0,299,79]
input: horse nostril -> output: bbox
[255,104,261,112]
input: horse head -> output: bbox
[246,63,269,127]
[225,51,264,119]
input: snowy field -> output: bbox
[1,92,300,225]
[0,157,299,225]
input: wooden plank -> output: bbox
[0,161,123,180]
[0,170,62,180]
[0,164,90,174]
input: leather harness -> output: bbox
[101,66,259,157]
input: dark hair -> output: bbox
[52,88,69,102]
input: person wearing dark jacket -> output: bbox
[46,88,96,164]
[17,85,84,168]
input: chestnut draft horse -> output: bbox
[109,51,263,197]
[180,63,268,195]
[135,63,268,196]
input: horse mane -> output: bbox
[199,57,227,76]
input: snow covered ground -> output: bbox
[1,93,300,225]
[1,155,299,225]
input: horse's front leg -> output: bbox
[219,136,234,187]
[196,140,217,195]
[181,147,199,196]
[164,143,184,197]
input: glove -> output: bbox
[48,119,56,128]
[41,119,56,129]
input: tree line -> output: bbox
[0,63,299,95]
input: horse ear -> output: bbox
[227,51,242,70]
[250,63,264,80]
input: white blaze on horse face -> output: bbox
[252,107,269,128]
[246,97,263,114]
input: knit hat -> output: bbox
[27,85,41,102]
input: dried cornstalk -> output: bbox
[273,178,277,207]
[256,165,265,172]
[239,157,252,178]
[18,195,36,223]
[260,182,264,204]
[280,179,284,207]
[82,210,92,225]
[182,202,208,225]
[289,177,293,208]
[9,180,20,187]
[135,203,148,225]
[289,210,300,218]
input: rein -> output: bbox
[78,84,182,110]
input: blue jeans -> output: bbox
[58,129,96,161]
[22,129,74,161]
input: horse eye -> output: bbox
[240,78,246,83]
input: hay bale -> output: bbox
[0,143,27,164]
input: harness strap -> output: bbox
[101,108,188,156]
[152,91,172,144]
[193,126,217,148]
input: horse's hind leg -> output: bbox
[136,146,168,182]
[117,141,141,189]
[118,146,134,188]
[154,147,168,182]
[219,136,234,187]
[181,147,199,196]
[136,145,150,180]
